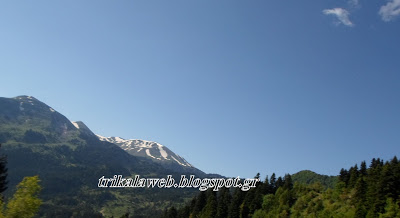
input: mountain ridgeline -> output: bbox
[96,135,206,176]
[0,96,212,217]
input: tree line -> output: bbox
[163,156,400,218]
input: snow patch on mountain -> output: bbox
[19,102,24,111]
[114,137,126,143]
[96,135,194,168]
[178,155,192,167]
[96,134,108,141]
[171,156,186,166]
[158,145,169,160]
[71,121,80,129]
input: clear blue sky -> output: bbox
[1,0,399,178]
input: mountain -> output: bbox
[0,95,80,143]
[0,96,200,217]
[291,170,338,189]
[97,135,206,176]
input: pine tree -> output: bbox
[200,190,217,218]
[240,188,253,218]
[354,177,368,218]
[240,173,264,217]
[389,156,400,201]
[348,164,359,188]
[216,187,231,218]
[339,168,350,186]
[360,161,367,177]
[283,174,293,190]
[276,176,284,189]
[354,177,367,204]
[270,173,276,193]
[366,158,384,217]
[228,187,245,218]
[370,158,377,168]
[249,178,265,215]
[380,163,394,202]
[192,191,207,217]
[260,175,270,195]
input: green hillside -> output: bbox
[292,170,338,189]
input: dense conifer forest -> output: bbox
[163,156,400,218]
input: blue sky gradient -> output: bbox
[1,0,399,178]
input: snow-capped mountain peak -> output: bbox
[96,135,193,168]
